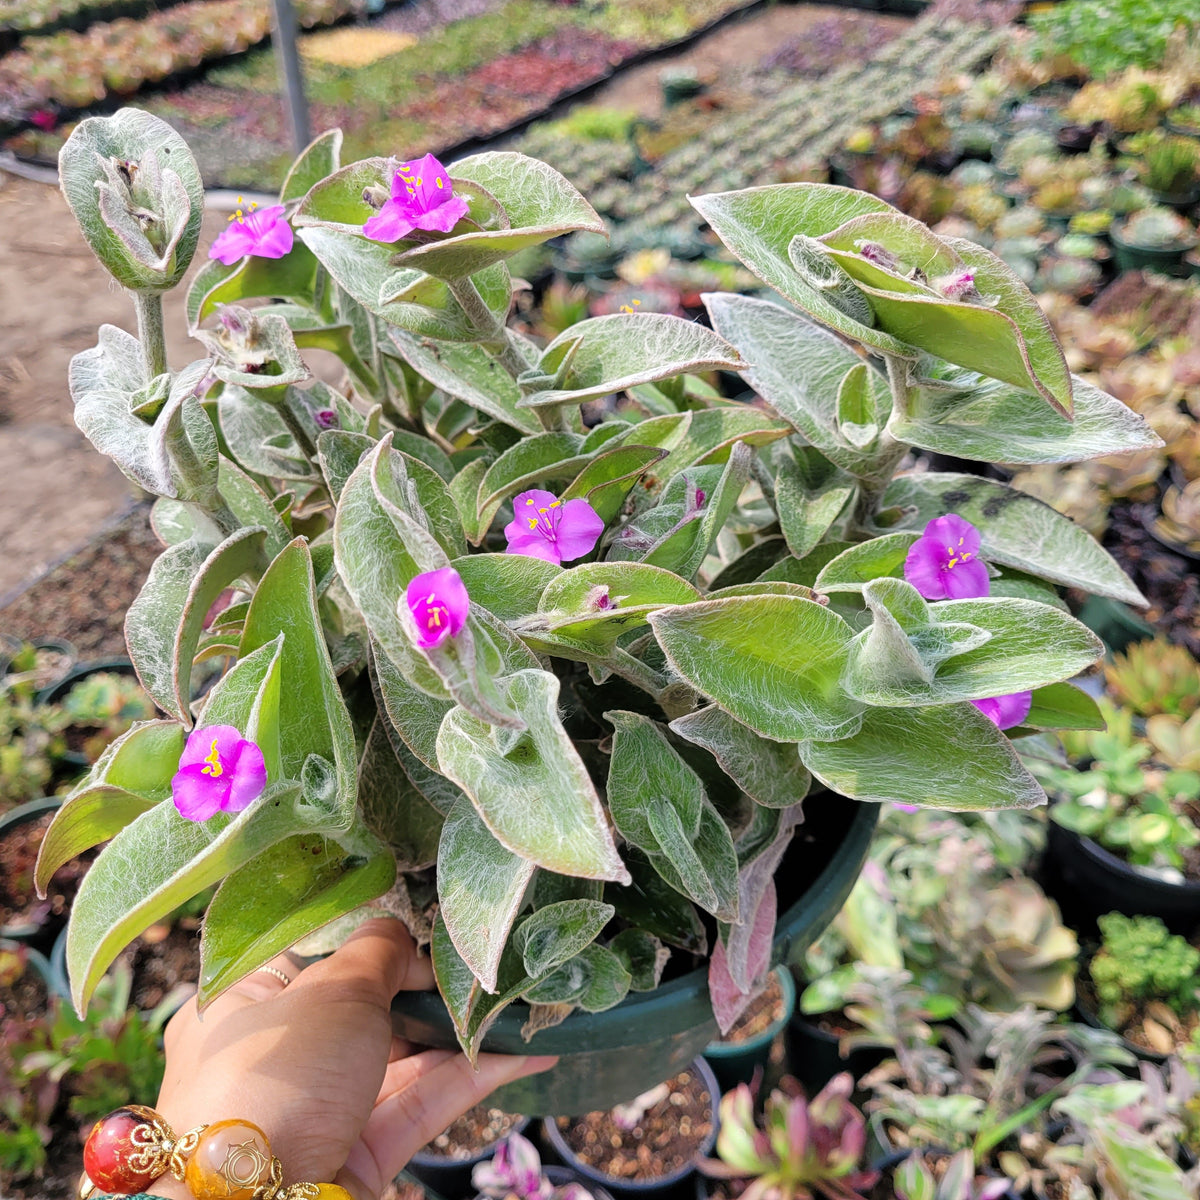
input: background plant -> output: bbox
[1088,913,1200,1032]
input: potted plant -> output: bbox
[1167,104,1200,139]
[1005,1075,1200,1198]
[696,1072,879,1200]
[861,1007,1134,1179]
[1110,207,1198,273]
[407,1106,532,1199]
[474,1129,612,1200]
[1103,637,1200,721]
[1035,703,1200,931]
[1076,913,1200,1060]
[40,663,157,768]
[542,1059,719,1200]
[42,108,1157,1115]
[703,963,796,1093]
[1137,134,1200,209]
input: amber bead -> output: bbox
[184,1119,273,1200]
[310,1187,355,1200]
[82,1107,162,1195]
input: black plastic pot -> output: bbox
[541,1057,719,1200]
[1149,184,1200,213]
[783,1011,888,1098]
[1109,226,1195,275]
[406,1115,532,1199]
[702,965,795,1093]
[1041,817,1200,936]
[34,657,140,768]
[390,800,879,1116]
[0,796,66,944]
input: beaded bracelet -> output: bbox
[80,1106,352,1200]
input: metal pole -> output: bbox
[269,0,311,154]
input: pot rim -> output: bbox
[702,963,796,1060]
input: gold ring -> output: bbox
[255,966,293,987]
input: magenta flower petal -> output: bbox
[504,489,604,565]
[413,194,470,234]
[903,512,989,601]
[208,222,257,266]
[172,725,268,821]
[942,555,991,599]
[363,153,469,244]
[172,765,229,821]
[406,566,470,648]
[553,499,606,562]
[972,691,1032,730]
[226,739,268,811]
[903,538,953,601]
[209,203,293,264]
[363,202,415,243]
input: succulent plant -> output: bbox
[1115,206,1198,250]
[1154,479,1200,553]
[1089,913,1200,1032]
[1033,179,1083,217]
[60,671,157,762]
[1105,637,1200,719]
[474,1130,595,1200]
[699,1075,879,1200]
[893,1150,1011,1200]
[1069,209,1114,236]
[1139,134,1200,196]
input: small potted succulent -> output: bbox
[1076,913,1200,1060]
[542,1059,719,1200]
[43,108,1158,1114]
[1167,104,1200,139]
[474,1129,610,1200]
[696,1073,879,1200]
[1110,206,1198,273]
[406,1109,532,1199]
[1153,478,1200,557]
[1034,702,1200,931]
[1137,134,1200,210]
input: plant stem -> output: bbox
[274,397,317,462]
[847,354,912,533]
[134,292,168,382]
[445,276,529,380]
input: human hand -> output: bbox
[152,918,555,1200]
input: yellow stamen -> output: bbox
[416,177,423,187]
[428,608,442,629]
[528,518,539,530]
[436,177,444,188]
[201,738,224,778]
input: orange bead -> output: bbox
[184,1120,273,1200]
[310,1187,355,1200]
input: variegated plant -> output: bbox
[42,108,1160,1056]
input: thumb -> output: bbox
[296,917,434,1009]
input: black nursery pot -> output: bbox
[0,796,66,945]
[1041,817,1200,935]
[406,1116,532,1200]
[540,1057,720,1200]
[390,800,879,1116]
[36,657,140,768]
[783,1010,887,1098]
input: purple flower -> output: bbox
[208,199,293,265]
[903,513,990,601]
[892,803,921,813]
[406,566,470,649]
[504,489,604,565]
[314,408,339,429]
[362,153,470,243]
[972,691,1033,730]
[172,725,267,822]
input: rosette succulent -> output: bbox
[44,111,1159,1070]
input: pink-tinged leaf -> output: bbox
[709,938,752,1036]
[724,807,802,991]
[786,1092,810,1162]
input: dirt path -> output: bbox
[0,171,230,598]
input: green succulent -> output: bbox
[1090,913,1200,1031]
